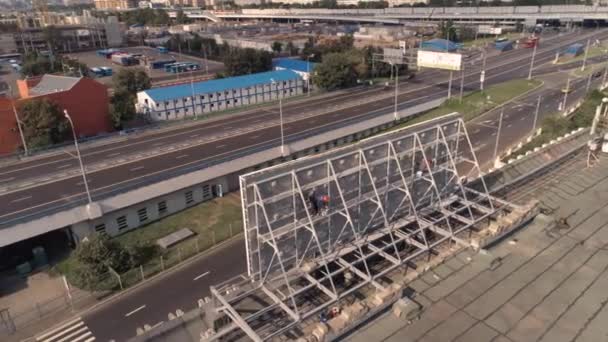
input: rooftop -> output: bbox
[348,152,608,342]
[141,69,301,103]
[272,58,317,73]
[28,75,81,96]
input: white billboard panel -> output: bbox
[478,25,502,35]
[383,47,404,64]
[417,50,462,71]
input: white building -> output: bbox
[136,70,304,121]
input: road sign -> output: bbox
[480,70,485,83]
[478,25,502,35]
[417,50,462,71]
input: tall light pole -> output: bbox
[527,41,538,80]
[307,54,314,97]
[562,77,571,112]
[459,62,465,103]
[581,38,591,72]
[9,87,28,156]
[492,107,505,163]
[271,79,286,156]
[64,110,92,204]
[393,63,399,120]
[531,95,541,136]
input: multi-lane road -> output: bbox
[2,29,606,228]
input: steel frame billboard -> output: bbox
[417,50,462,71]
[209,113,506,341]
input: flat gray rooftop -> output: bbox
[347,154,608,342]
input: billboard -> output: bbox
[417,50,462,71]
[383,47,405,64]
[478,25,502,35]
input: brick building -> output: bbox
[0,75,112,155]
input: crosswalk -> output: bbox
[35,317,95,342]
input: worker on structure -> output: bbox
[309,191,330,216]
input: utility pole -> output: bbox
[586,72,593,92]
[581,38,591,72]
[527,41,537,80]
[492,107,504,163]
[447,71,453,99]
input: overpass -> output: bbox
[172,5,608,26]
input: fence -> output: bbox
[0,224,240,337]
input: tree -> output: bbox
[439,19,457,42]
[175,9,190,24]
[312,52,362,90]
[110,68,150,128]
[272,41,283,53]
[19,98,69,149]
[285,41,298,56]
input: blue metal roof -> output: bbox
[142,70,301,103]
[420,38,459,52]
[272,58,316,73]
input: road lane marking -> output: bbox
[130,166,144,172]
[216,144,226,148]
[56,164,71,170]
[520,117,526,121]
[107,152,121,157]
[176,154,189,159]
[507,124,513,128]
[0,177,15,182]
[190,134,199,138]
[125,305,146,317]
[11,195,32,203]
[36,318,82,340]
[193,271,210,281]
[152,142,164,146]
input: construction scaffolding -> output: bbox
[205,113,513,341]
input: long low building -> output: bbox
[136,70,304,121]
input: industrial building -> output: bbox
[136,70,304,121]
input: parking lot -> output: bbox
[64,46,225,86]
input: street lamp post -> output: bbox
[8,87,28,156]
[394,63,399,120]
[527,41,537,80]
[459,62,465,103]
[531,95,541,136]
[581,38,591,72]
[307,54,314,97]
[480,51,487,91]
[271,79,286,156]
[591,97,608,136]
[492,107,504,163]
[562,77,571,112]
[64,110,92,204]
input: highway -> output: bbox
[2,29,606,227]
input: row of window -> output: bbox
[93,185,212,234]
[151,88,297,109]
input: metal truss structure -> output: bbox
[208,113,507,341]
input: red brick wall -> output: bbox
[37,78,112,138]
[0,97,21,155]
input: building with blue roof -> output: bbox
[136,70,304,121]
[420,38,459,52]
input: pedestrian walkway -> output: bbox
[35,317,95,342]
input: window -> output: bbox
[211,103,214,108]
[210,93,214,98]
[234,98,238,103]
[202,184,211,199]
[94,223,106,235]
[158,201,167,215]
[233,90,237,94]
[116,215,128,230]
[225,91,229,95]
[200,95,205,100]
[283,81,287,86]
[137,207,148,223]
[165,101,169,106]
[185,107,189,113]
[226,100,230,105]
[176,109,181,114]
[185,190,194,205]
[158,113,162,117]
[156,103,160,107]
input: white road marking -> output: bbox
[0,176,15,182]
[250,135,259,139]
[152,142,164,146]
[491,132,497,136]
[473,128,481,134]
[36,318,82,340]
[36,317,95,342]
[125,305,146,317]
[107,152,121,157]
[175,154,189,159]
[56,164,71,170]
[507,124,513,128]
[190,134,199,138]
[520,117,526,121]
[11,195,32,203]
[130,166,144,172]
[193,271,210,281]
[216,144,226,148]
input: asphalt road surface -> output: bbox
[2,29,606,227]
